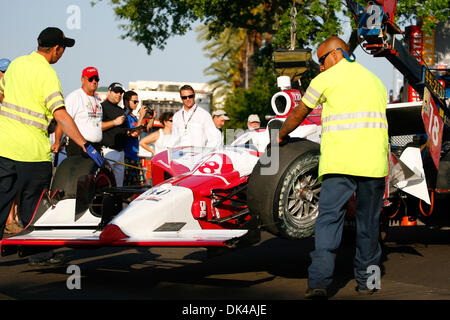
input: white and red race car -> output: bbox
[0,125,321,257]
[0,81,324,257]
[0,80,430,258]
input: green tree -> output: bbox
[95,0,449,125]
[91,0,197,54]
[223,48,279,130]
[93,0,347,54]
[196,25,246,104]
[94,0,448,53]
[392,0,449,35]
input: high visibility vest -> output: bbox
[302,59,389,179]
[0,52,65,162]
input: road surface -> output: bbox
[0,225,449,303]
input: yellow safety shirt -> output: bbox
[0,52,65,162]
[302,59,389,179]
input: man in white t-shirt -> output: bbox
[52,66,103,157]
[171,84,221,148]
[212,109,229,145]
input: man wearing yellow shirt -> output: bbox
[278,36,388,298]
[0,27,104,254]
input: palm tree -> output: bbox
[197,25,248,106]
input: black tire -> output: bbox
[51,156,116,219]
[50,155,115,199]
[247,138,320,239]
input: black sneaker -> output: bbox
[305,288,328,299]
[28,254,66,267]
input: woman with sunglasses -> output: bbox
[123,90,147,186]
[139,111,174,157]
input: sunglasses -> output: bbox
[181,94,195,100]
[167,119,173,122]
[132,100,139,104]
[318,49,335,66]
[87,76,100,82]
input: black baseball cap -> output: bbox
[38,27,75,48]
[108,82,125,93]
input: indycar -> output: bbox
[0,80,324,257]
[0,77,441,259]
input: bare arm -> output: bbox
[139,130,160,155]
[145,108,157,132]
[137,106,147,128]
[102,115,125,131]
[278,101,312,142]
[53,108,87,152]
[128,107,148,137]
[51,124,64,153]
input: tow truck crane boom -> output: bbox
[345,0,448,117]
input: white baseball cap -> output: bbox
[248,114,260,123]
[212,109,230,120]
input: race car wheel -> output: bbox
[89,170,117,218]
[276,152,320,239]
[50,155,116,199]
[247,138,320,240]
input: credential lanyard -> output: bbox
[86,92,101,116]
[182,106,198,130]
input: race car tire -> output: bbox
[50,155,116,200]
[247,138,320,240]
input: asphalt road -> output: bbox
[0,224,449,304]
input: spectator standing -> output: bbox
[0,27,103,265]
[52,66,103,157]
[123,90,146,186]
[278,36,388,298]
[101,82,128,187]
[212,109,229,145]
[212,109,229,132]
[171,85,221,149]
[247,114,261,131]
[234,113,264,150]
[139,111,174,156]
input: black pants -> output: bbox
[0,157,52,238]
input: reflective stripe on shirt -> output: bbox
[303,86,326,107]
[322,121,388,133]
[321,111,387,133]
[0,108,48,130]
[45,91,65,112]
[1,101,48,120]
[45,91,63,105]
[322,111,387,123]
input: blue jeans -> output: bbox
[307,174,385,290]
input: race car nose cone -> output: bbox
[100,224,129,242]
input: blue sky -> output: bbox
[1,0,397,97]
